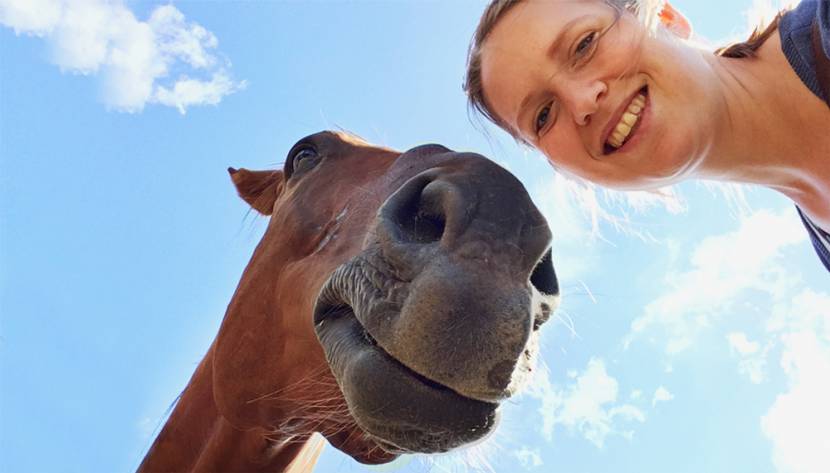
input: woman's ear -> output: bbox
[659,1,693,40]
[228,167,284,215]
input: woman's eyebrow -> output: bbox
[545,15,591,60]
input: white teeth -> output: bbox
[621,112,638,126]
[606,92,647,150]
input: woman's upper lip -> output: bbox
[600,87,645,155]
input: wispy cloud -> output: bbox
[728,332,760,355]
[514,447,543,469]
[527,358,645,448]
[619,201,828,471]
[651,386,673,407]
[625,208,806,353]
[0,0,245,113]
[727,332,769,384]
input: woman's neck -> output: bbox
[702,31,830,227]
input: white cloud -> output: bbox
[767,289,830,339]
[629,389,642,400]
[727,332,769,384]
[154,71,238,114]
[626,208,805,353]
[514,447,543,469]
[0,0,60,35]
[727,332,760,355]
[0,0,244,113]
[728,289,830,389]
[737,352,768,385]
[762,331,830,473]
[527,358,645,448]
[613,204,829,472]
[757,288,830,473]
[651,386,674,407]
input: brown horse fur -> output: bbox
[138,131,558,472]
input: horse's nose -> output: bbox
[376,153,552,278]
[363,153,556,402]
[376,171,461,247]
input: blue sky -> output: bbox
[1,1,828,472]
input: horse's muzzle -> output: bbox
[314,145,558,454]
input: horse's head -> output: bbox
[215,131,558,463]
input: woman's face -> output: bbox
[480,0,718,190]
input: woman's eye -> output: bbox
[575,32,596,56]
[535,105,551,134]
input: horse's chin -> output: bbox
[314,304,500,455]
[324,429,401,465]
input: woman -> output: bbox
[464,0,830,271]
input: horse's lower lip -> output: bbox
[316,304,481,400]
[315,305,498,454]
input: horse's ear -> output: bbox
[228,167,284,216]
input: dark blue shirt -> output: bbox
[779,0,830,272]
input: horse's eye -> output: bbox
[293,147,317,164]
[291,147,319,174]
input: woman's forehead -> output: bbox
[480,0,615,79]
[486,0,607,46]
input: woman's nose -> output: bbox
[567,79,607,126]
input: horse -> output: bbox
[137,131,559,472]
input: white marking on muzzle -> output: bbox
[504,288,560,396]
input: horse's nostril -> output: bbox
[530,249,558,296]
[409,211,445,244]
[394,182,447,244]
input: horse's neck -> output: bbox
[137,347,323,473]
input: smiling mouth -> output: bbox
[603,86,649,155]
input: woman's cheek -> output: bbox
[607,12,649,67]
[541,131,588,173]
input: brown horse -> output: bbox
[138,131,559,472]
